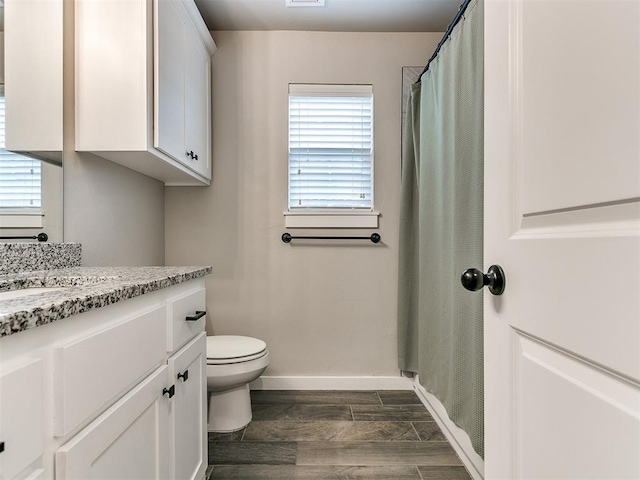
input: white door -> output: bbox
[484,1,640,479]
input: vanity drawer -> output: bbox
[168,288,206,353]
[53,306,167,437]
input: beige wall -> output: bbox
[165,30,441,376]
[64,151,165,266]
[40,161,64,242]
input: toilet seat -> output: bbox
[207,335,267,365]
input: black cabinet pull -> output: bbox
[178,370,189,382]
[186,310,206,321]
[0,441,4,453]
[163,385,175,398]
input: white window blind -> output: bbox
[288,84,373,210]
[0,92,41,209]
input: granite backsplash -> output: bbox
[0,243,82,274]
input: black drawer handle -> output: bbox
[186,310,206,321]
[177,370,189,382]
[0,441,4,453]
[163,385,175,398]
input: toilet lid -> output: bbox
[207,335,267,364]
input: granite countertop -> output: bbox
[0,266,212,338]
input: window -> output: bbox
[286,84,377,228]
[0,90,42,227]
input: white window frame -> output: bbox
[285,83,379,229]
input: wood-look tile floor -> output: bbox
[206,390,472,480]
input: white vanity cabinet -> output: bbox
[0,278,208,480]
[75,0,216,186]
[166,287,208,480]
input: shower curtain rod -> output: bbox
[417,0,473,80]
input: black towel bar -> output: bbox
[0,233,48,242]
[281,233,381,244]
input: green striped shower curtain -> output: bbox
[398,0,484,457]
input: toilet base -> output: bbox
[207,383,252,432]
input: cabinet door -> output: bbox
[0,359,43,480]
[55,366,170,480]
[154,0,186,163]
[184,21,212,180]
[169,333,207,480]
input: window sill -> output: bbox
[0,210,44,228]
[284,210,379,229]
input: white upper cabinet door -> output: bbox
[154,0,214,181]
[184,22,212,179]
[484,1,640,479]
[155,0,187,163]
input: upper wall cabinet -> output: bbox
[75,0,216,186]
[4,0,63,164]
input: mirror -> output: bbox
[0,2,64,243]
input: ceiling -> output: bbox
[0,2,459,34]
[193,0,461,33]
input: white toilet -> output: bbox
[206,335,269,432]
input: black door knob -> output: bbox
[461,265,506,296]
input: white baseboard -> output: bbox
[250,375,413,391]
[413,377,484,480]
